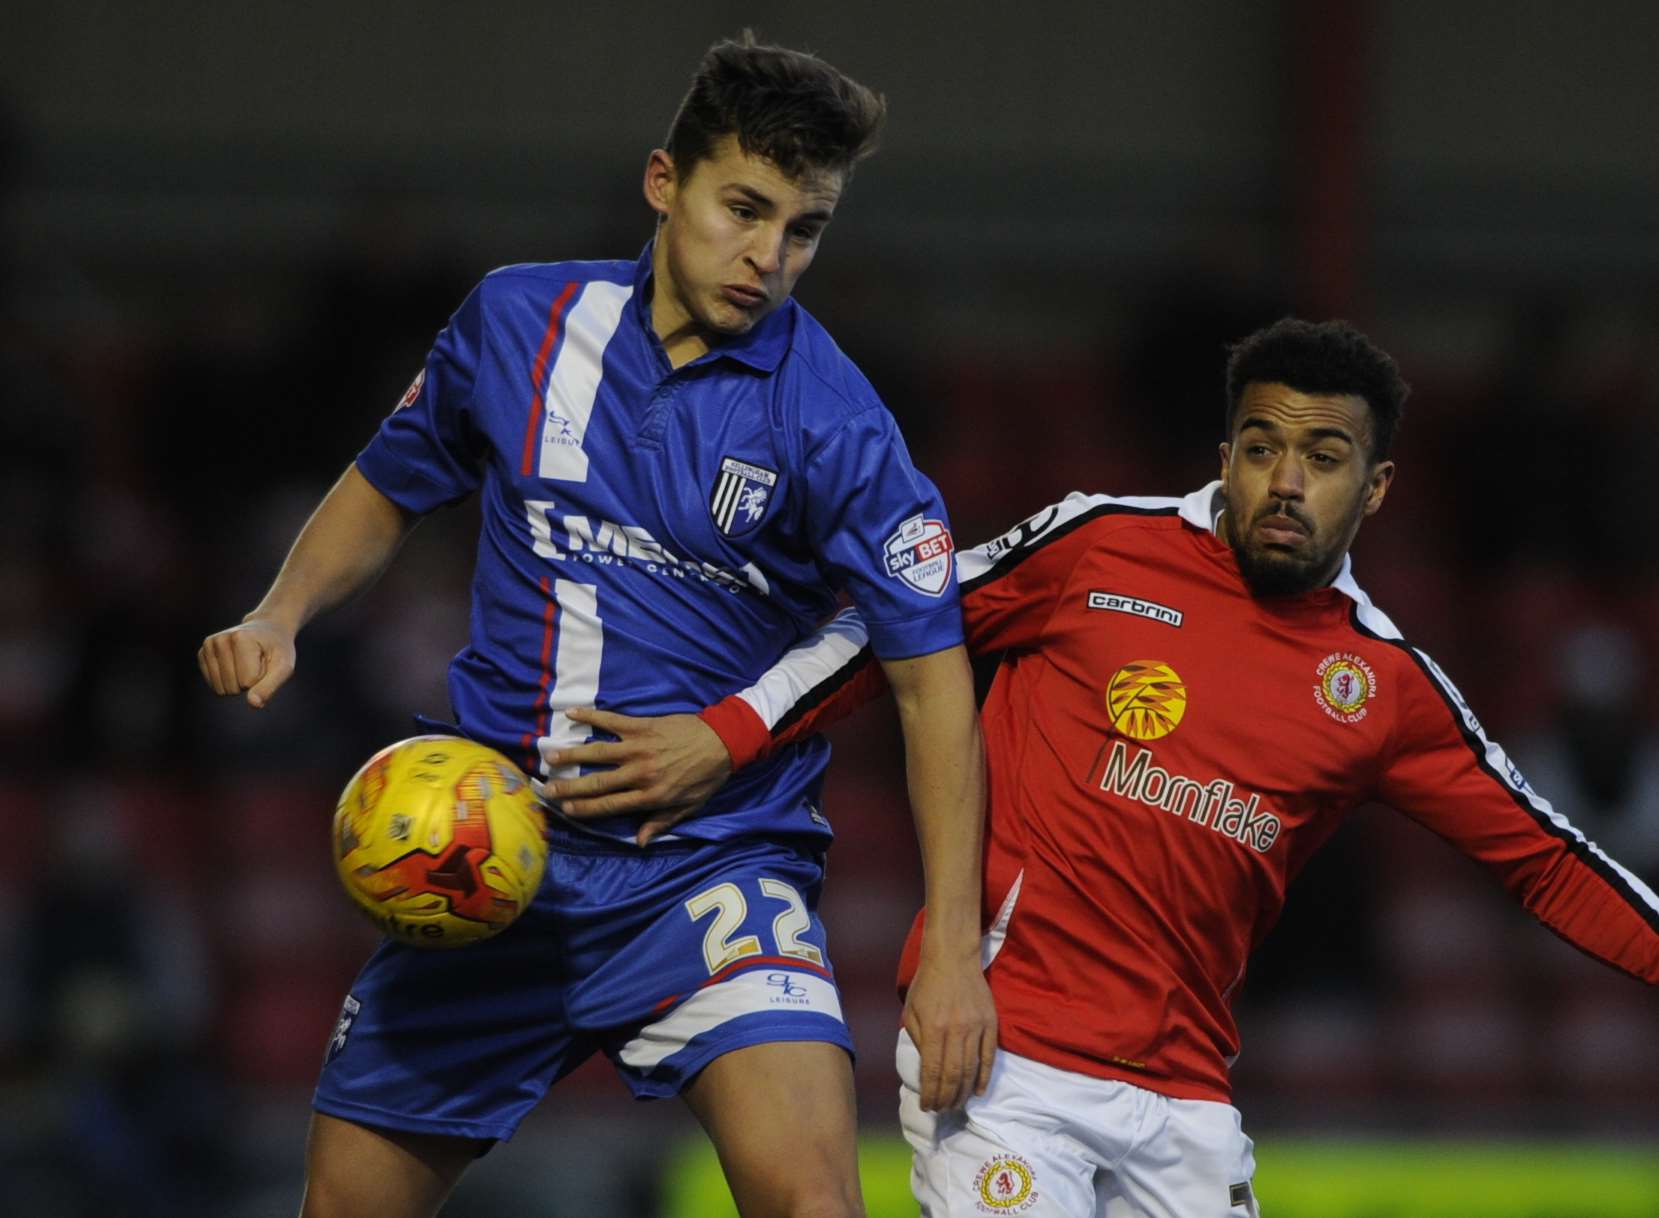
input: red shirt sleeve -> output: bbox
[953,496,1106,656]
[1378,648,1659,984]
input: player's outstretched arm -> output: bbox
[1381,650,1659,982]
[197,463,417,708]
[543,491,1095,839]
[884,644,997,1112]
[692,494,1110,770]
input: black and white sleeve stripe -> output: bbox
[1339,581,1659,936]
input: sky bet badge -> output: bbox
[883,514,955,597]
[710,456,779,538]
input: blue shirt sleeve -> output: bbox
[355,283,488,513]
[801,405,966,660]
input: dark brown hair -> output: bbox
[1225,318,1410,461]
[664,31,886,182]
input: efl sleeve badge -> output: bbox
[883,514,955,598]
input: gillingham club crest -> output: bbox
[1315,651,1377,723]
[710,456,779,538]
[883,514,955,598]
[973,1154,1039,1213]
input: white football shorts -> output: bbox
[897,1030,1260,1217]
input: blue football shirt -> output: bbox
[355,244,963,843]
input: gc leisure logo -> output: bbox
[765,972,811,1006]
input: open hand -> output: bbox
[547,707,733,845]
[901,947,997,1111]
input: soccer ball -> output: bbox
[331,735,548,948]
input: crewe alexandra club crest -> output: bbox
[973,1154,1039,1213]
[1315,652,1377,723]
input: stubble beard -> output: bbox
[1226,499,1352,599]
[1233,538,1327,598]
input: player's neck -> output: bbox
[648,242,713,369]
[649,290,711,368]
[1213,508,1234,548]
[655,317,711,369]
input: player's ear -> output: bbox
[1362,459,1395,516]
[1217,441,1232,489]
[643,149,677,218]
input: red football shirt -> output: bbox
[701,485,1659,1102]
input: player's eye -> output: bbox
[729,204,757,222]
[791,226,821,244]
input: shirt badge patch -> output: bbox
[325,994,361,1064]
[1105,661,1188,741]
[973,1154,1038,1213]
[1315,652,1376,723]
[394,368,425,412]
[883,514,955,598]
[710,456,779,538]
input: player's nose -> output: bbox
[1268,453,1305,498]
[747,227,784,275]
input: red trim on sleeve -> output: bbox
[519,281,581,477]
[697,695,773,772]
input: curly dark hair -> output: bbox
[1224,318,1410,461]
[663,31,887,183]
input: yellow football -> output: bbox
[331,735,548,948]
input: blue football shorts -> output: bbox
[314,825,851,1142]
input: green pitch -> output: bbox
[1254,1141,1659,1218]
[662,1135,1659,1217]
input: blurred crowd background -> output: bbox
[4,3,1659,1215]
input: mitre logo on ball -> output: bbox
[883,514,955,597]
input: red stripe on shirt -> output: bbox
[519,281,581,477]
[521,576,559,773]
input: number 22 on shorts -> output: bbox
[684,879,824,973]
